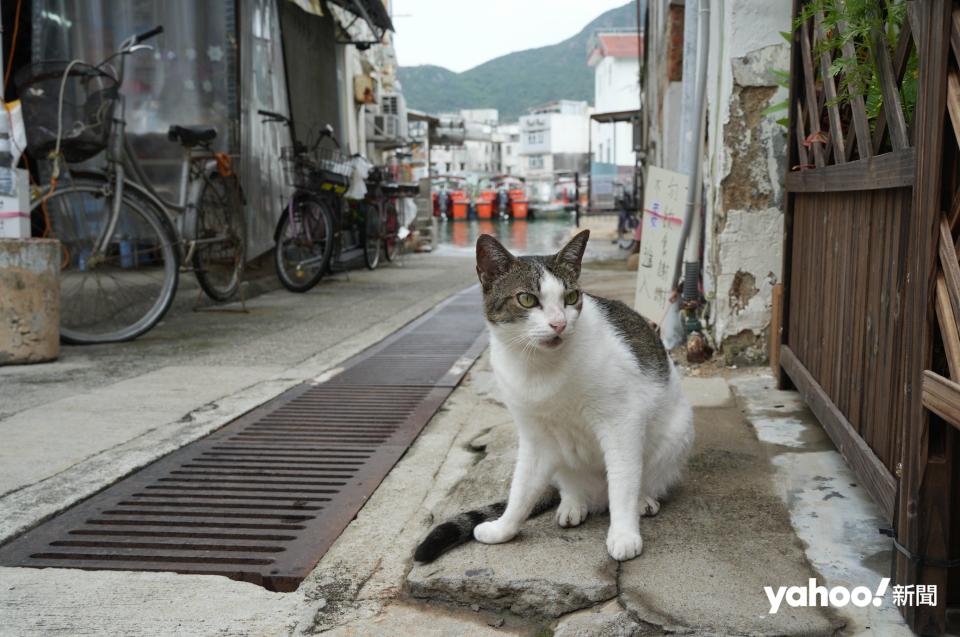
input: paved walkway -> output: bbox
[0,252,909,636]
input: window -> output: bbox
[460,163,466,171]
[528,155,544,169]
[445,162,451,172]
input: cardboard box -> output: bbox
[0,169,30,239]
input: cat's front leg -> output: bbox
[475,433,553,545]
[600,429,644,561]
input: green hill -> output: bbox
[397,3,638,122]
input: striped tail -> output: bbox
[413,489,560,563]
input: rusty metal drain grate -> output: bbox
[0,287,487,591]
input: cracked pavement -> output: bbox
[0,257,901,635]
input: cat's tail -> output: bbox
[413,489,560,563]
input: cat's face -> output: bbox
[476,230,590,352]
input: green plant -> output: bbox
[795,0,918,126]
[762,65,792,129]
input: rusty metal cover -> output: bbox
[0,287,487,591]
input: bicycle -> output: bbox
[378,180,421,264]
[376,152,419,263]
[260,110,384,293]
[17,26,246,344]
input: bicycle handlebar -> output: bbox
[133,25,164,45]
[257,111,342,152]
[258,109,290,125]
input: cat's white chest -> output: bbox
[491,344,608,468]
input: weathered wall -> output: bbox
[703,0,791,363]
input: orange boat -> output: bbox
[432,175,468,219]
[510,189,529,219]
[491,175,529,220]
[451,191,469,219]
[476,190,495,219]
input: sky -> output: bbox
[391,0,632,73]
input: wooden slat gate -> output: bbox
[780,1,960,632]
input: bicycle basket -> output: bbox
[315,147,352,178]
[280,145,318,189]
[14,61,119,163]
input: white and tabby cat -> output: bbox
[415,230,693,562]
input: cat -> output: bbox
[414,229,693,563]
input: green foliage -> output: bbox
[794,0,917,125]
[764,66,792,128]
[398,3,638,121]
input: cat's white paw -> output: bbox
[474,520,518,544]
[606,528,643,561]
[641,496,661,517]
[556,498,589,528]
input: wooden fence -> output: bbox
[779,1,960,632]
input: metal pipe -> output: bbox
[672,0,711,302]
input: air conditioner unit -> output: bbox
[381,94,400,116]
[366,112,408,142]
[366,90,408,142]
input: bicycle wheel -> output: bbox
[274,194,333,293]
[193,172,245,301]
[35,176,179,343]
[382,200,400,262]
[363,203,382,270]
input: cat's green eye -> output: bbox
[564,289,581,305]
[516,292,539,308]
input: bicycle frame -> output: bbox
[88,34,225,266]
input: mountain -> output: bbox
[397,3,638,122]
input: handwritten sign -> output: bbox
[634,165,688,323]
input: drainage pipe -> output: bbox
[672,0,711,302]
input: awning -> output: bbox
[591,109,641,124]
[407,109,440,126]
[327,0,394,34]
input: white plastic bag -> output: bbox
[345,155,371,200]
[660,297,685,350]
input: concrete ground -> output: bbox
[0,246,910,636]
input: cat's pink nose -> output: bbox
[550,321,566,334]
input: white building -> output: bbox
[589,32,641,166]
[429,109,501,176]
[497,123,522,177]
[588,32,641,207]
[518,100,591,202]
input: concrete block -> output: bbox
[0,239,60,364]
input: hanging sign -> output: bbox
[634,165,688,324]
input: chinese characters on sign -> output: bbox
[634,165,688,323]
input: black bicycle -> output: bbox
[259,110,383,292]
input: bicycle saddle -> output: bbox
[168,125,217,147]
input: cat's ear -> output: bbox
[555,229,590,277]
[476,234,514,289]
